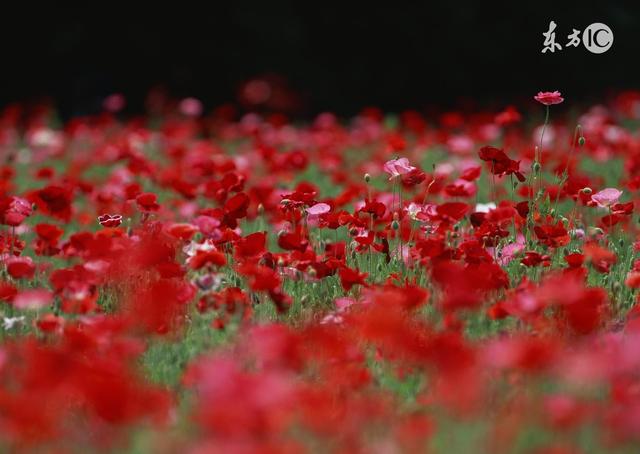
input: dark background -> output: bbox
[1,1,639,118]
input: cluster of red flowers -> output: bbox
[1,90,640,452]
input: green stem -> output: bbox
[539,105,550,165]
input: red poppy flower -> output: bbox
[516,201,530,219]
[222,192,250,228]
[166,223,198,240]
[0,280,17,301]
[237,263,281,291]
[34,223,64,255]
[136,192,160,211]
[478,146,525,182]
[6,256,36,279]
[35,223,64,243]
[30,185,74,221]
[534,221,570,247]
[98,213,123,228]
[338,266,368,291]
[35,313,65,333]
[521,251,551,267]
[565,253,585,268]
[189,250,227,270]
[495,106,522,125]
[235,232,267,258]
[360,199,386,219]
[460,165,482,181]
[436,202,469,222]
[444,179,476,198]
[401,168,427,187]
[278,231,308,252]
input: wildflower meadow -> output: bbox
[2,90,640,453]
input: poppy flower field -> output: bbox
[3,91,640,453]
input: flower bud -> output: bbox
[532,162,541,173]
[581,187,592,195]
[578,136,586,146]
[364,173,371,183]
[391,220,400,230]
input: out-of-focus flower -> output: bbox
[2,316,25,330]
[6,256,36,279]
[136,192,160,211]
[103,93,126,113]
[475,202,497,213]
[13,289,53,310]
[179,97,203,117]
[495,106,522,125]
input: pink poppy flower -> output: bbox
[13,289,53,310]
[334,297,356,311]
[591,188,623,208]
[305,203,330,228]
[306,203,331,216]
[534,91,564,106]
[497,235,526,266]
[2,197,32,227]
[320,297,357,325]
[383,157,415,180]
[103,93,126,112]
[179,97,203,117]
[193,215,221,236]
